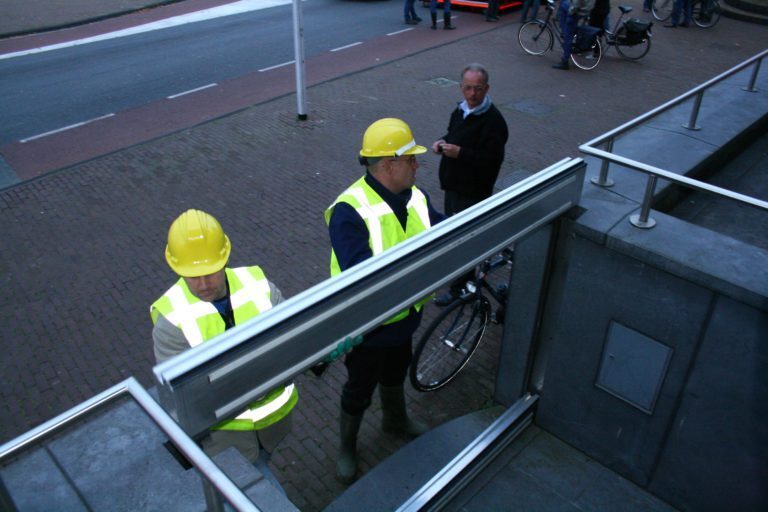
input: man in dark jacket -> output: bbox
[432,63,508,300]
[432,63,508,215]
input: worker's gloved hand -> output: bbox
[324,335,363,363]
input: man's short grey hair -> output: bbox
[461,63,489,84]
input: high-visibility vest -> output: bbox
[150,266,298,431]
[325,177,432,324]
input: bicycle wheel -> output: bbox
[518,21,554,56]
[570,38,602,70]
[651,0,673,21]
[615,26,651,60]
[691,0,721,27]
[410,298,490,392]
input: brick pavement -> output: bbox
[1,3,766,510]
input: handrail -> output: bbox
[580,50,767,228]
[0,378,258,512]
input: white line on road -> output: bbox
[387,28,414,36]
[20,113,116,143]
[330,42,363,52]
[0,0,293,60]
[167,83,218,99]
[259,60,295,72]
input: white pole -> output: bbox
[292,0,307,120]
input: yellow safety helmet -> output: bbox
[359,118,427,159]
[165,209,231,277]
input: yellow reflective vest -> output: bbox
[325,176,432,324]
[150,266,298,431]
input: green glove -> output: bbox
[324,335,364,363]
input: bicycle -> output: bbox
[652,0,720,27]
[599,5,652,61]
[518,0,603,71]
[409,248,514,392]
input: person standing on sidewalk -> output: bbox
[404,0,423,24]
[431,64,508,302]
[150,209,298,486]
[325,118,444,484]
[664,0,692,27]
[430,0,456,29]
[486,0,500,21]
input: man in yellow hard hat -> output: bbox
[325,118,445,484]
[150,209,297,479]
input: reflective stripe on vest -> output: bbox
[150,266,297,431]
[325,177,432,323]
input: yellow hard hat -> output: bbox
[359,118,427,158]
[165,209,231,277]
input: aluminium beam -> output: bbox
[153,158,586,438]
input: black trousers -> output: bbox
[444,190,486,293]
[341,343,412,415]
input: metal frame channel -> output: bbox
[396,394,539,512]
[0,377,257,512]
[153,158,585,438]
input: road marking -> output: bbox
[20,113,116,143]
[167,83,218,99]
[0,0,293,60]
[259,60,295,72]
[387,28,415,36]
[330,42,363,52]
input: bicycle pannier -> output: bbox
[621,18,652,45]
[574,25,601,52]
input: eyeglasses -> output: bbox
[390,156,417,165]
[460,84,487,92]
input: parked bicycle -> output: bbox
[518,0,603,71]
[651,0,721,27]
[410,248,514,392]
[599,5,653,61]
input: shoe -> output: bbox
[664,22,677,27]
[679,22,689,27]
[405,19,418,25]
[444,12,456,29]
[486,16,499,22]
[643,7,650,12]
[552,60,569,70]
[413,15,422,22]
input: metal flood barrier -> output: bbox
[153,157,586,441]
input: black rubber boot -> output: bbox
[552,59,570,70]
[444,12,456,29]
[336,411,363,484]
[431,13,437,29]
[379,385,428,437]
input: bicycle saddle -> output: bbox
[620,5,633,13]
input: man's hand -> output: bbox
[439,143,460,159]
[324,335,364,363]
[432,139,446,154]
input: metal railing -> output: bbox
[0,378,258,512]
[580,49,768,229]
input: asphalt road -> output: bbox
[0,0,429,145]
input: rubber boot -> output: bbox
[430,13,437,29]
[336,411,362,484]
[444,12,456,30]
[379,385,428,437]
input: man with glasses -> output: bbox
[432,63,508,303]
[325,118,444,484]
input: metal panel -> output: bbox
[153,158,586,437]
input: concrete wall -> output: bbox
[534,203,768,511]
